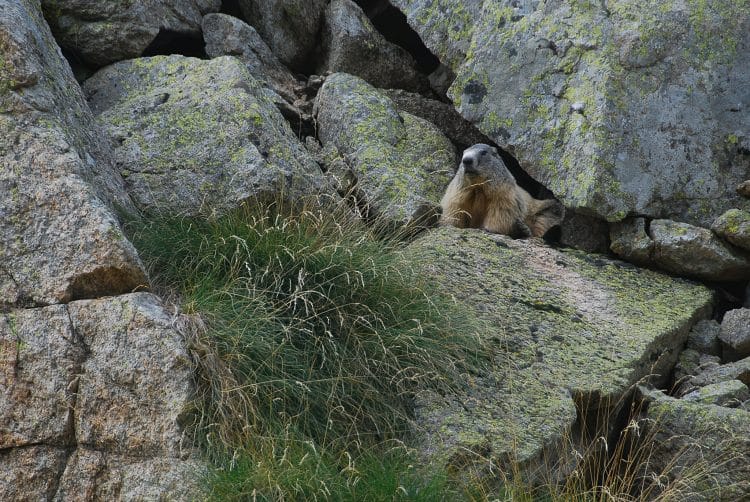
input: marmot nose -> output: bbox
[462,157,474,167]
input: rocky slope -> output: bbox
[2,0,749,500]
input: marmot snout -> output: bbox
[440,144,564,238]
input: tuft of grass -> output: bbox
[126,202,488,497]
[460,389,736,502]
[205,435,458,502]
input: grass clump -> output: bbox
[126,202,486,499]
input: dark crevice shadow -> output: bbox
[354,0,440,74]
[142,30,208,59]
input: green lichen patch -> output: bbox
[712,208,750,251]
[316,73,455,228]
[86,55,329,215]
[407,227,713,472]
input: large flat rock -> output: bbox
[407,227,713,474]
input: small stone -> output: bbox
[712,208,750,252]
[649,219,750,282]
[682,380,750,407]
[699,354,722,367]
[609,217,653,266]
[674,349,701,384]
[720,308,750,361]
[690,356,750,388]
[737,180,750,198]
[687,319,722,356]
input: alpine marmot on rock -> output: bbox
[440,144,564,238]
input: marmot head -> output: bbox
[459,144,515,186]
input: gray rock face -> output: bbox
[41,0,221,67]
[0,293,198,501]
[202,13,299,103]
[315,72,455,229]
[382,88,491,150]
[238,0,327,72]
[611,218,750,281]
[650,220,750,281]
[690,356,750,389]
[0,306,83,448]
[559,210,610,254]
[0,447,69,502]
[642,387,750,501]
[407,227,712,473]
[713,208,750,251]
[609,217,653,266]
[84,55,332,216]
[687,320,722,357]
[67,294,194,456]
[392,0,750,227]
[720,309,750,361]
[320,0,427,92]
[683,380,750,408]
[54,449,202,501]
[390,0,483,72]
[0,0,146,306]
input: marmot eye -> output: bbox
[480,150,487,156]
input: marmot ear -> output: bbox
[491,146,498,155]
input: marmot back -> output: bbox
[440,144,564,237]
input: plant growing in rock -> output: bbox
[126,201,488,499]
[466,391,741,502]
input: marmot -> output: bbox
[440,144,564,238]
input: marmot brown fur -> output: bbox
[440,144,564,238]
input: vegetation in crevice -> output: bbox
[126,201,488,500]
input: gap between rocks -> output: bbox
[354,0,440,74]
[142,30,208,60]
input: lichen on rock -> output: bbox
[407,226,713,474]
[315,72,455,230]
[84,55,334,216]
[393,0,750,227]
